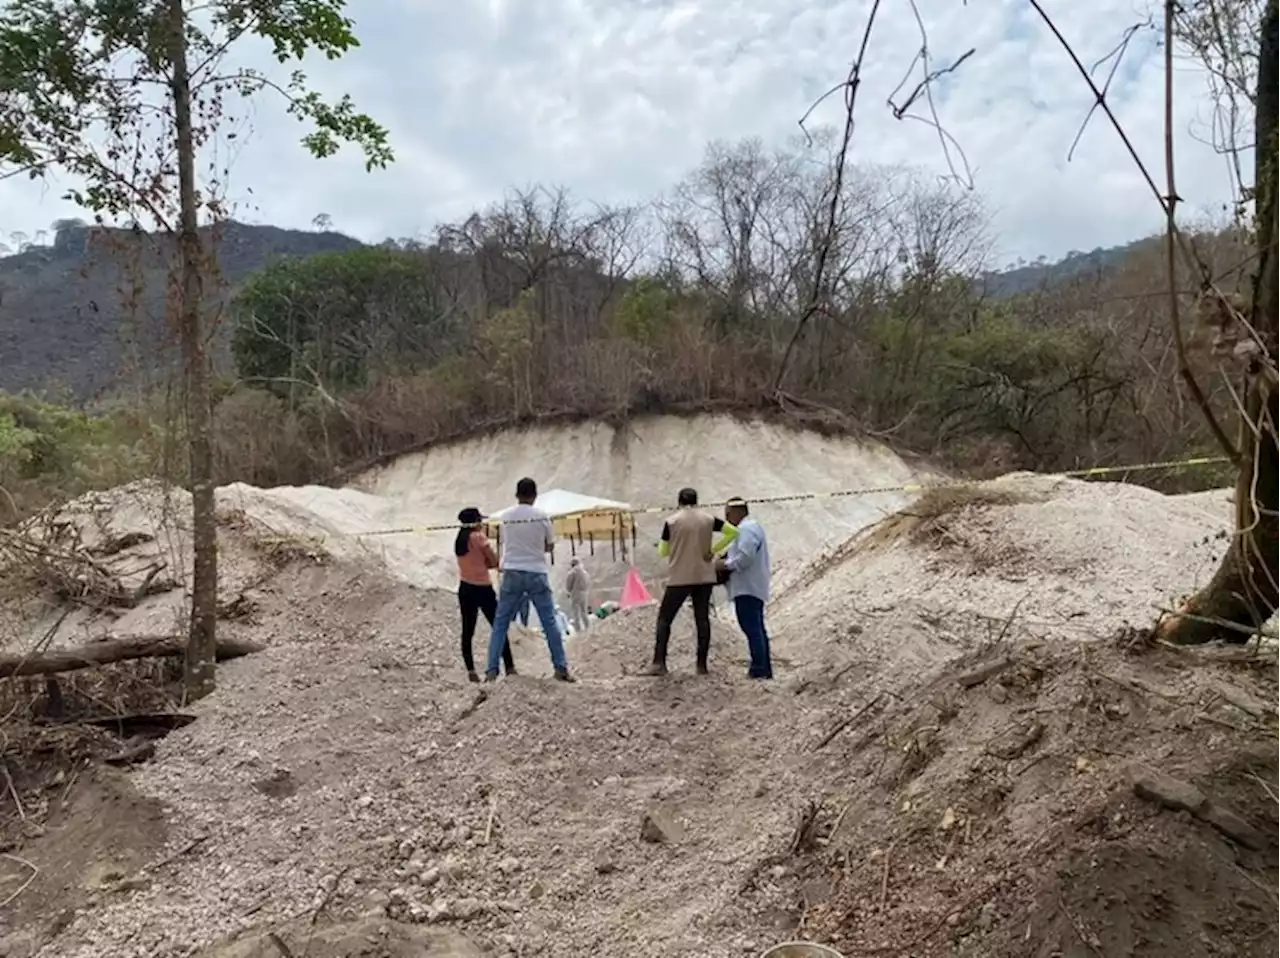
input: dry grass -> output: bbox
[781,480,1050,595]
[860,481,1050,553]
[0,658,181,726]
[217,508,330,568]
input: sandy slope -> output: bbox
[4,418,1275,958]
[228,415,929,595]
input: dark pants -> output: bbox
[653,583,714,668]
[458,582,514,674]
[733,595,773,678]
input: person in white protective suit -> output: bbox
[565,556,592,633]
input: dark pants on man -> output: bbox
[733,595,773,679]
[653,583,714,668]
[458,582,514,674]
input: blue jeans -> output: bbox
[487,570,568,675]
[733,595,773,679]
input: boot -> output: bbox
[467,670,480,684]
[554,668,577,684]
[642,662,668,677]
[696,662,709,676]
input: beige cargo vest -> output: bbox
[664,508,717,587]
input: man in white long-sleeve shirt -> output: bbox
[715,497,773,679]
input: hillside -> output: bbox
[0,217,1148,401]
[977,239,1147,297]
[0,221,362,398]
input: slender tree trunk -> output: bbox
[1160,0,1279,644]
[168,0,219,696]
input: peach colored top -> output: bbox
[457,531,498,586]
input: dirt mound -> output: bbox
[785,638,1277,957]
[1,421,1273,958]
[230,414,929,595]
[0,765,167,958]
[774,474,1235,673]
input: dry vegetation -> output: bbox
[0,147,1250,525]
[854,482,1050,553]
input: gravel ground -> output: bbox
[10,430,1268,958]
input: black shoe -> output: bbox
[696,663,709,676]
[484,671,499,683]
[641,662,668,677]
[467,670,480,684]
[504,665,518,676]
[554,668,577,683]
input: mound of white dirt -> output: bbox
[770,475,1235,684]
[222,415,930,596]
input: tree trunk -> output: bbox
[0,635,264,679]
[167,0,219,697]
[1159,0,1279,644]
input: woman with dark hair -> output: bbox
[455,507,516,682]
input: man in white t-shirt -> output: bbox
[485,477,576,683]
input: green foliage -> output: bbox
[612,277,677,345]
[0,394,160,518]
[0,0,392,221]
[0,412,39,466]
[231,247,450,393]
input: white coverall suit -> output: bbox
[565,559,591,633]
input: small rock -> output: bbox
[1132,771,1207,814]
[1200,802,1265,850]
[528,880,546,900]
[397,839,416,860]
[426,899,452,923]
[440,854,467,878]
[453,897,484,919]
[977,901,997,930]
[986,719,1044,760]
[640,805,686,845]
[497,857,522,875]
[355,794,375,809]
[594,859,618,875]
[419,865,441,886]
[987,684,1009,704]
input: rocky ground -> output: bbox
[0,464,1274,958]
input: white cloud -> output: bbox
[0,0,1243,262]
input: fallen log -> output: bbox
[0,635,265,678]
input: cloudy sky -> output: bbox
[0,0,1244,265]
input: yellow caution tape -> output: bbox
[351,454,1231,538]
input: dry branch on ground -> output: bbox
[0,634,264,679]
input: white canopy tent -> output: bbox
[486,488,636,558]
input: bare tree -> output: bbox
[1159,0,1277,644]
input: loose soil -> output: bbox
[0,416,1273,958]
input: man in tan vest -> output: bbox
[644,487,738,676]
